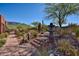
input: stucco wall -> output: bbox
[0,15,6,33]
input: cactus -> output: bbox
[38,23,42,33]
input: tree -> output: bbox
[45,3,79,28]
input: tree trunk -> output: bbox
[59,23,62,28]
[59,20,62,28]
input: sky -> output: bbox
[0,3,79,25]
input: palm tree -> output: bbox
[45,3,79,28]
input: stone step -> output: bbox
[34,39,41,43]
[22,50,32,56]
[33,40,42,45]
[34,39,43,43]
[34,39,44,45]
[35,39,43,42]
[8,35,17,38]
[26,51,32,56]
[30,41,41,48]
[36,37,48,41]
[38,34,49,37]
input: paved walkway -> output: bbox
[3,31,21,47]
[0,32,49,56]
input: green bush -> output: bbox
[42,25,48,32]
[75,28,79,37]
[16,30,25,37]
[0,32,8,39]
[0,33,8,47]
[29,30,38,38]
[0,38,6,47]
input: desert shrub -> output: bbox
[0,32,8,39]
[58,29,69,35]
[29,27,37,31]
[63,29,68,34]
[16,25,29,36]
[57,39,77,56]
[17,25,24,32]
[67,24,79,37]
[38,46,48,56]
[74,28,79,37]
[76,50,79,56]
[42,25,48,32]
[68,24,78,29]
[16,30,25,37]
[70,24,79,32]
[0,38,6,47]
[29,30,38,38]
[0,33,8,47]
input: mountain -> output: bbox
[7,22,27,25]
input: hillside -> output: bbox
[7,22,31,30]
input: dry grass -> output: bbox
[57,39,78,56]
